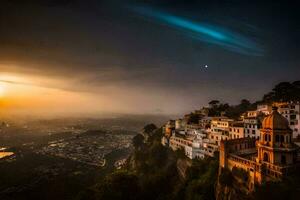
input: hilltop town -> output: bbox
[82,81,299,200]
[162,102,300,160]
[0,81,300,200]
[160,89,300,196]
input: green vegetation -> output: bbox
[183,157,219,200]
[262,81,300,103]
[219,168,233,187]
[132,134,144,149]
[187,112,201,124]
[80,124,219,200]
[207,80,300,119]
[208,99,255,119]
[143,123,158,135]
[94,171,141,200]
[79,80,300,200]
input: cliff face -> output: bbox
[215,182,236,200]
[215,170,254,200]
[176,158,192,181]
[215,180,251,200]
[127,150,191,181]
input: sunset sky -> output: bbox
[0,0,299,116]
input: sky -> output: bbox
[0,0,299,116]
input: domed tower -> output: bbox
[257,107,298,165]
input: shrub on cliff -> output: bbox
[184,157,219,200]
[219,168,233,187]
[95,171,141,200]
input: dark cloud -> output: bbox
[0,0,299,114]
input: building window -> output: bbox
[263,152,269,162]
[281,155,286,164]
[275,135,280,142]
[252,130,255,135]
[265,134,271,142]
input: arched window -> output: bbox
[264,134,268,142]
[263,152,269,162]
[275,135,280,142]
[286,135,289,143]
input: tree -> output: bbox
[209,100,220,108]
[262,81,300,103]
[132,134,144,150]
[143,124,157,136]
[188,113,201,124]
[95,171,141,200]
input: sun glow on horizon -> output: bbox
[0,72,110,116]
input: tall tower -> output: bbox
[257,107,298,165]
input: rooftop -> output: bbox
[262,107,290,130]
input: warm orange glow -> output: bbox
[0,84,5,97]
[0,71,179,117]
[0,72,88,115]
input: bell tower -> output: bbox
[257,107,297,165]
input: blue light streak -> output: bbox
[129,6,264,56]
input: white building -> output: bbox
[276,102,300,138]
[257,104,272,115]
[199,117,212,129]
[169,131,208,159]
[202,139,219,157]
[244,117,261,139]
[229,122,245,139]
[209,117,233,146]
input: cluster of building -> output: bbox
[220,107,299,191]
[37,132,132,167]
[161,102,300,159]
[162,101,300,189]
